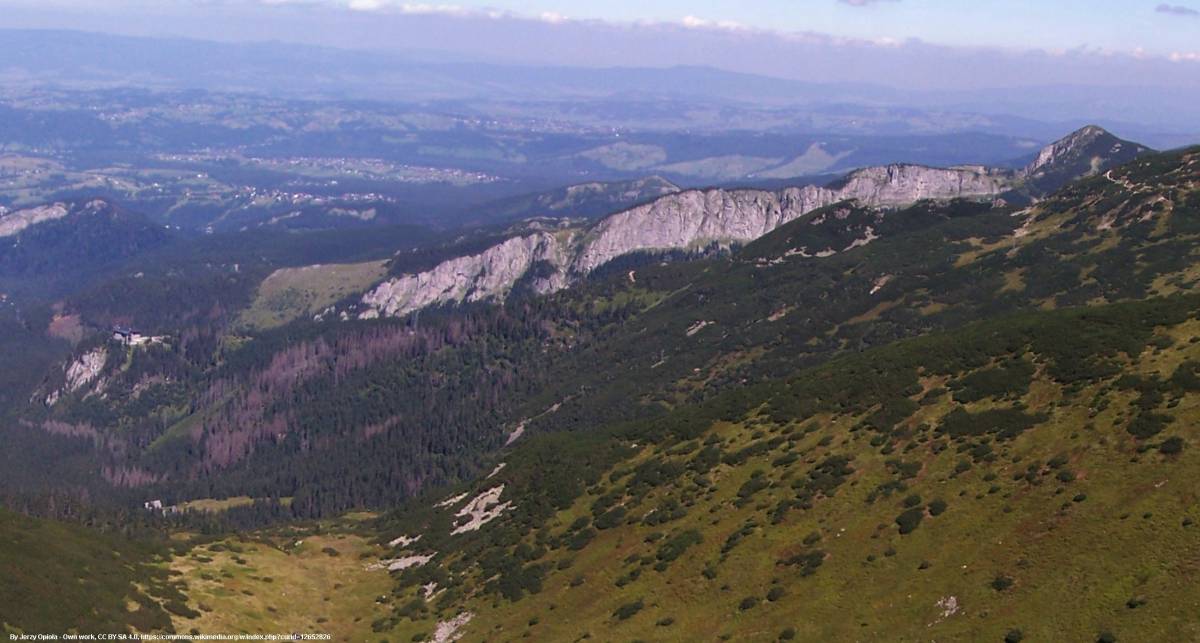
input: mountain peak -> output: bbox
[1060,124,1118,151]
[1069,123,1110,139]
[1021,125,1152,192]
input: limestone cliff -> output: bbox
[44,346,109,407]
[0,203,70,238]
[356,127,1151,318]
[359,163,1008,318]
[360,232,574,318]
[829,164,1012,206]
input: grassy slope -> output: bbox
[166,524,395,640]
[0,508,176,634]
[239,260,388,330]
[375,298,1200,642]
[168,148,1199,640]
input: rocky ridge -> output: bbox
[361,232,571,318]
[358,164,1018,318]
[0,203,71,238]
[0,200,135,239]
[347,127,1148,318]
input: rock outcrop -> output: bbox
[830,164,1012,206]
[0,199,133,238]
[45,346,109,406]
[1020,125,1151,192]
[359,164,1007,318]
[360,232,573,318]
[572,164,1012,275]
[0,203,70,238]
[357,127,1150,318]
[450,485,512,535]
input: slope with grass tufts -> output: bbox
[374,296,1200,642]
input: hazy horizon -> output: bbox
[2,0,1199,94]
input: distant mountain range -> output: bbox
[1,29,1196,147]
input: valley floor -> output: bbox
[162,517,394,641]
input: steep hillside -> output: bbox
[17,144,1193,525]
[137,290,1200,640]
[367,295,1200,642]
[0,139,1194,641]
[1021,125,1151,194]
[510,143,1198,439]
[0,199,175,297]
[0,508,177,634]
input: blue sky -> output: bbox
[421,0,1197,56]
[2,0,1198,91]
[1,0,1196,57]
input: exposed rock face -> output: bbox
[451,485,512,535]
[386,553,435,572]
[0,200,128,238]
[388,534,421,548]
[1026,125,1109,175]
[366,552,436,572]
[360,164,1006,318]
[357,127,1150,318]
[45,346,109,406]
[431,611,473,643]
[1020,125,1152,192]
[435,491,471,509]
[65,347,108,392]
[0,203,70,237]
[573,164,1011,275]
[571,188,823,275]
[360,232,573,318]
[830,164,1012,206]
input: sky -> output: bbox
[2,0,1196,58]
[1,0,1198,91]
[352,0,1199,57]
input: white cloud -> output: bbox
[244,0,494,15]
[679,15,747,32]
[1156,3,1200,17]
[350,1,466,13]
[57,0,1199,74]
